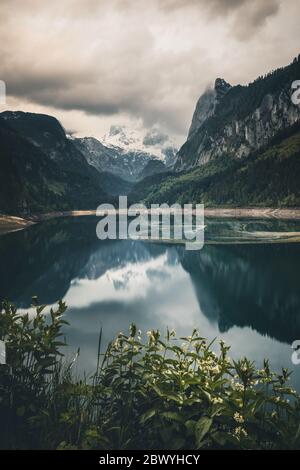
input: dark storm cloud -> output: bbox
[159,0,247,12]
[159,0,281,40]
[0,0,297,140]
[231,0,281,40]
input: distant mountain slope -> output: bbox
[138,159,167,179]
[1,111,100,173]
[97,171,133,196]
[74,128,177,182]
[73,136,153,182]
[0,117,60,215]
[129,124,300,207]
[176,54,300,170]
[0,112,108,215]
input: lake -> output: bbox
[1,216,300,390]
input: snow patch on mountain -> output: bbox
[102,125,178,164]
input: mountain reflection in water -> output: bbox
[0,216,300,389]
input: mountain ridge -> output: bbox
[74,135,157,182]
[130,123,300,207]
[176,54,300,170]
[0,112,110,215]
[1,54,300,216]
[74,125,178,182]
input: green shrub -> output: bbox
[1,301,300,450]
[0,299,68,448]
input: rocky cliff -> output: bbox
[176,55,300,170]
[188,78,231,138]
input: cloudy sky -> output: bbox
[0,0,299,145]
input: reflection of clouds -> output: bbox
[64,261,199,373]
[14,233,300,392]
[64,253,179,308]
[66,292,300,392]
[61,244,300,393]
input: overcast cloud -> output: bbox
[0,0,299,144]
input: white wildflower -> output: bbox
[210,365,221,374]
[234,412,244,424]
[211,397,223,405]
[234,427,248,439]
[231,380,244,392]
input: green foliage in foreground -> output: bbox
[1,301,300,450]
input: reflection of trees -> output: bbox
[0,218,98,306]
[0,218,165,307]
[180,244,300,344]
[1,216,300,345]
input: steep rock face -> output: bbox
[162,146,178,167]
[176,55,300,170]
[74,137,122,173]
[188,78,231,138]
[129,125,300,207]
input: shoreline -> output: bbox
[1,207,300,235]
[203,207,300,220]
[32,207,300,220]
[0,215,35,235]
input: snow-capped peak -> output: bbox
[102,125,178,163]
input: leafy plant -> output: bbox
[0,298,68,448]
[1,300,300,450]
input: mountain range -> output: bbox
[1,54,300,216]
[0,112,174,215]
[131,54,300,207]
[74,125,177,182]
[0,112,110,215]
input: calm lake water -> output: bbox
[1,216,300,390]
